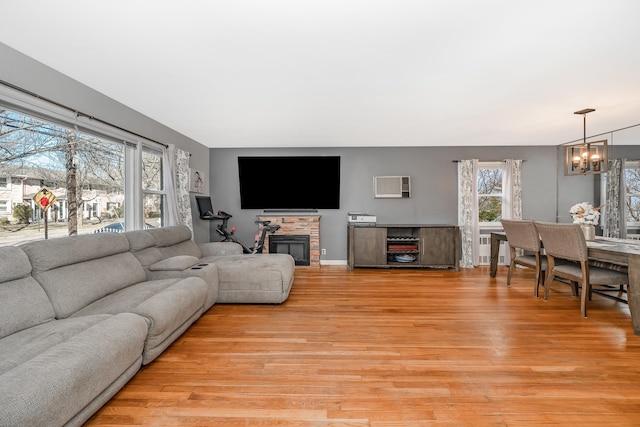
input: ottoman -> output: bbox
[205,253,295,304]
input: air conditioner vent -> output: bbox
[374,176,410,198]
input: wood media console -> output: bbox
[348,224,460,271]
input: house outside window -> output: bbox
[0,105,165,245]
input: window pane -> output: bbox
[627,196,640,223]
[142,148,162,191]
[479,195,502,222]
[144,193,163,228]
[0,108,125,244]
[478,168,502,195]
[626,167,640,224]
[478,166,503,224]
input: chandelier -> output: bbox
[564,108,608,176]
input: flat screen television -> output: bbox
[238,156,340,210]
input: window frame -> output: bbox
[477,161,506,229]
[599,160,640,231]
[0,85,167,234]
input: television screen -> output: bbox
[238,156,340,210]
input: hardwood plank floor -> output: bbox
[86,266,640,426]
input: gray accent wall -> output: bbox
[210,146,560,261]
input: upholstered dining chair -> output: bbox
[500,219,547,297]
[533,221,628,318]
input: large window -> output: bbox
[625,161,640,225]
[601,161,640,229]
[478,162,504,226]
[0,105,165,245]
[142,147,165,229]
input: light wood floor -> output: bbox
[86,266,640,426]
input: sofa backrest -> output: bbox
[0,246,56,339]
[20,233,147,319]
[124,229,163,269]
[146,225,202,259]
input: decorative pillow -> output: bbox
[149,255,200,271]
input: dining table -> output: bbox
[489,231,640,336]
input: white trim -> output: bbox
[320,260,348,266]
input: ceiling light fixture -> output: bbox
[564,108,608,176]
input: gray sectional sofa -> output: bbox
[0,225,295,427]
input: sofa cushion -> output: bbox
[127,226,220,312]
[0,313,148,427]
[124,229,164,268]
[147,262,220,312]
[149,255,200,271]
[125,229,157,252]
[21,232,130,271]
[70,277,209,364]
[207,253,295,304]
[0,314,112,375]
[0,246,55,339]
[0,245,32,283]
[147,225,202,259]
[147,225,193,248]
[21,233,148,319]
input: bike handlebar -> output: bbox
[215,210,232,219]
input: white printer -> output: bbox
[348,212,377,225]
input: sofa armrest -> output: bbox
[198,242,244,257]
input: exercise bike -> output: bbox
[211,210,280,254]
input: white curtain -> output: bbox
[458,159,478,268]
[163,144,193,231]
[503,159,523,219]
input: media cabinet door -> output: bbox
[420,227,458,268]
[352,227,387,267]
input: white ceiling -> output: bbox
[1,0,639,148]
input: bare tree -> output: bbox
[626,168,640,222]
[65,129,78,235]
[1,109,125,235]
[477,168,503,222]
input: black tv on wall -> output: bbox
[238,156,340,210]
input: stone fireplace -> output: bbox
[257,214,320,268]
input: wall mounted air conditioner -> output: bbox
[374,176,411,198]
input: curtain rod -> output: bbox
[560,122,640,145]
[0,79,168,148]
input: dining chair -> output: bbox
[533,221,628,318]
[500,219,547,297]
